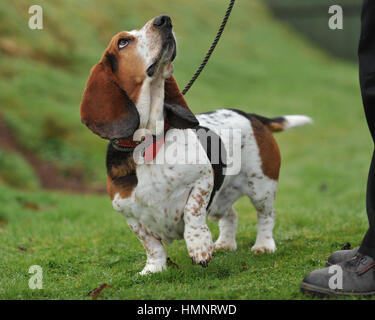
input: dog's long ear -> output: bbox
[80,62,140,140]
[164,76,199,129]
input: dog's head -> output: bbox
[80,15,198,140]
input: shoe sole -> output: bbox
[301,282,375,298]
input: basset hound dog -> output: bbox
[80,15,312,274]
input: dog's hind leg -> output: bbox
[214,207,238,251]
[208,186,241,251]
[247,177,278,254]
[126,218,167,275]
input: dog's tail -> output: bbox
[251,114,313,133]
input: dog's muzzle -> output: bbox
[147,15,176,77]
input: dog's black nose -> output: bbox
[153,15,172,29]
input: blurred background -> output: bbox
[1,0,373,300]
[265,0,361,61]
[0,0,364,194]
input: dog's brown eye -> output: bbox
[118,38,130,49]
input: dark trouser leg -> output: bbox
[359,0,375,258]
[300,1,375,296]
[360,150,375,258]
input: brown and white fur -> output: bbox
[80,15,312,274]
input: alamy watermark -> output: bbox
[28,5,43,30]
[28,4,345,31]
[328,265,343,290]
[28,265,43,289]
[329,5,343,30]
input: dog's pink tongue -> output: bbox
[144,135,166,162]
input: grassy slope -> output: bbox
[0,0,373,299]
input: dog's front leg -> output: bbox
[184,172,214,267]
[127,218,167,275]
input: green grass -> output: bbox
[0,0,373,299]
[0,184,370,300]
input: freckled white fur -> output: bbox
[114,128,214,274]
[199,110,278,254]
[113,109,284,274]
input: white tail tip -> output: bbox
[283,115,313,130]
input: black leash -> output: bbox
[182,0,236,96]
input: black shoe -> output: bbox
[326,247,359,267]
[301,253,375,297]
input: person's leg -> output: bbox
[323,0,375,265]
[359,151,375,258]
[301,0,375,297]
[358,0,375,258]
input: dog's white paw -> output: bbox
[185,226,214,267]
[251,238,276,254]
[188,243,214,267]
[214,238,237,251]
[139,262,166,275]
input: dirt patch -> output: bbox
[0,116,106,194]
